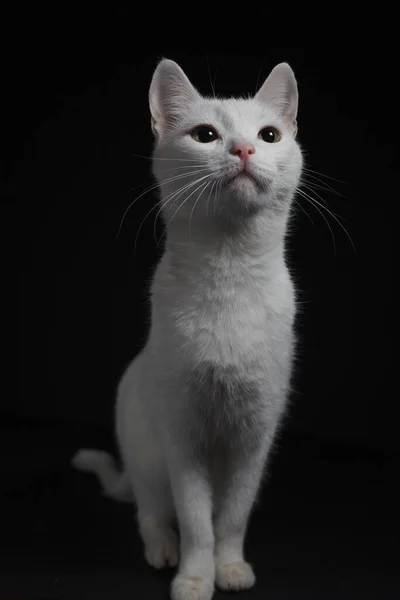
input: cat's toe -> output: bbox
[171,575,214,600]
[144,528,179,569]
[216,560,256,590]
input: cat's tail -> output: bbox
[71,449,132,503]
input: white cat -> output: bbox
[72,58,302,600]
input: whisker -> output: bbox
[152,184,191,247]
[158,169,210,185]
[214,180,222,214]
[162,164,209,173]
[189,181,211,236]
[119,170,211,239]
[301,184,345,219]
[255,55,268,95]
[297,188,337,255]
[204,52,216,98]
[301,174,344,197]
[134,197,165,256]
[293,197,316,227]
[128,168,209,194]
[212,67,218,97]
[131,153,203,163]
[159,176,213,248]
[119,182,161,238]
[303,190,355,253]
[205,180,217,217]
[303,167,348,185]
[151,177,208,247]
[136,177,209,256]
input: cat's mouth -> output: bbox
[222,169,261,191]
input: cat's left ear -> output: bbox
[255,63,298,135]
[149,59,201,138]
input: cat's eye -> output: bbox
[191,125,219,143]
[259,127,281,143]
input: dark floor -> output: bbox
[1,418,399,599]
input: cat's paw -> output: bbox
[144,527,179,569]
[215,560,256,591]
[171,575,214,600]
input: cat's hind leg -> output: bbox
[132,471,179,569]
[119,403,179,569]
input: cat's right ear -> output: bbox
[149,59,200,138]
[255,63,298,135]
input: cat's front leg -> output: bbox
[165,441,215,600]
[213,440,269,592]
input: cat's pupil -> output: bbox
[192,126,218,143]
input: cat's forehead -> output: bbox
[188,97,279,130]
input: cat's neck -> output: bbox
[164,209,289,273]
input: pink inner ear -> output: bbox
[255,63,298,130]
[149,59,201,136]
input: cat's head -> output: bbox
[149,59,302,224]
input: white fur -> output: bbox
[72,58,303,600]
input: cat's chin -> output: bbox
[221,174,264,210]
[219,189,266,221]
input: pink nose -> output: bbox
[230,141,255,162]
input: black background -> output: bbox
[4,24,397,600]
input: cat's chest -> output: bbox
[167,270,293,369]
[182,286,264,356]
